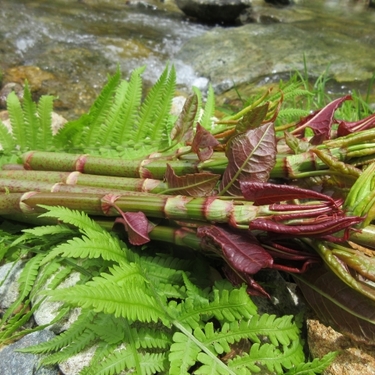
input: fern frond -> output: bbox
[278,108,310,121]
[22,224,76,238]
[37,205,104,233]
[284,351,338,375]
[229,339,304,374]
[18,253,44,299]
[22,82,39,149]
[199,84,215,130]
[109,66,145,145]
[47,281,167,323]
[169,331,201,374]
[133,65,174,144]
[174,284,257,330]
[80,69,122,147]
[36,95,54,150]
[39,232,126,266]
[0,120,15,152]
[89,348,166,375]
[22,309,96,354]
[39,328,97,366]
[7,90,26,149]
[98,80,129,147]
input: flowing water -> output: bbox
[0,0,374,118]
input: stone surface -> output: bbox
[0,329,59,375]
[178,21,375,94]
[175,0,251,24]
[0,261,24,309]
[32,271,81,333]
[307,318,375,375]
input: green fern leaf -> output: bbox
[39,232,126,266]
[37,205,106,234]
[80,68,122,147]
[284,351,338,375]
[195,352,233,375]
[169,331,201,375]
[18,253,44,299]
[22,83,39,149]
[0,120,15,152]
[6,90,26,149]
[89,348,166,375]
[199,84,215,130]
[22,309,96,354]
[133,65,172,144]
[36,95,54,150]
[22,224,76,237]
[109,66,145,146]
[98,79,129,147]
[39,328,97,366]
[47,281,167,323]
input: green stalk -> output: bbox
[0,170,168,193]
[21,130,375,180]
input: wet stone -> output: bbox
[0,329,59,375]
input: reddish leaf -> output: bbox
[249,215,363,239]
[191,123,220,161]
[165,164,220,196]
[219,122,276,196]
[170,94,198,144]
[294,95,352,144]
[241,182,337,205]
[235,102,269,133]
[337,112,375,137]
[115,211,151,245]
[197,225,273,275]
[294,266,375,345]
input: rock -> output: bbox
[32,271,81,333]
[59,345,98,375]
[178,22,375,95]
[175,0,251,24]
[3,66,55,95]
[0,82,23,109]
[0,261,25,309]
[0,329,59,375]
[307,318,375,375]
[264,0,293,5]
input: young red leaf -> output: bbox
[235,102,269,133]
[219,122,276,196]
[115,211,151,245]
[170,94,198,144]
[165,164,220,196]
[191,123,220,161]
[337,112,375,137]
[293,95,352,144]
[240,181,337,206]
[294,266,375,345]
[249,215,363,239]
[197,225,273,275]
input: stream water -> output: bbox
[0,0,374,118]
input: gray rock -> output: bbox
[0,330,59,375]
[0,261,24,309]
[175,0,251,24]
[179,22,375,95]
[265,0,293,5]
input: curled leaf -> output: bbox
[219,122,276,196]
[293,95,352,144]
[197,225,273,275]
[170,94,198,144]
[337,112,375,137]
[115,211,151,245]
[294,266,375,345]
[241,181,337,206]
[191,123,220,161]
[164,164,220,196]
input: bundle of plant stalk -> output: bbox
[1,65,375,374]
